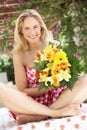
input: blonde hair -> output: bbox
[13,9,48,52]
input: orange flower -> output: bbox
[52,76,60,86]
[35,70,40,79]
[45,51,54,60]
[53,48,60,53]
[41,70,48,76]
[43,45,54,60]
[59,62,71,71]
[52,65,61,75]
[36,52,41,60]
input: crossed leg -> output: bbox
[50,74,87,109]
[15,74,87,124]
[16,104,81,124]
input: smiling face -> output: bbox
[22,16,41,47]
[14,9,48,51]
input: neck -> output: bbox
[29,40,44,50]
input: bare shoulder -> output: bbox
[13,51,24,61]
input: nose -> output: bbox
[29,28,35,35]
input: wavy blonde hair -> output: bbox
[13,9,48,52]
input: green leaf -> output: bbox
[38,82,46,91]
[33,61,47,71]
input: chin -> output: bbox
[30,39,40,43]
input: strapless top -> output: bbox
[26,67,40,88]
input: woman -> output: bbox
[0,9,87,124]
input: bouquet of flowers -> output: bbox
[34,43,83,90]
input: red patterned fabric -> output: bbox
[26,68,65,106]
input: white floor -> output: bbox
[0,103,87,130]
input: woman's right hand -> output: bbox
[23,87,48,98]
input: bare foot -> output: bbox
[16,104,81,124]
[53,104,82,118]
[16,114,48,124]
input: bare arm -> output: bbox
[13,52,48,97]
[23,87,49,97]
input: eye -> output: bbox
[34,25,40,29]
[25,27,30,30]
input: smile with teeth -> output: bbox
[29,35,37,39]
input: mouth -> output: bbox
[29,35,37,39]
